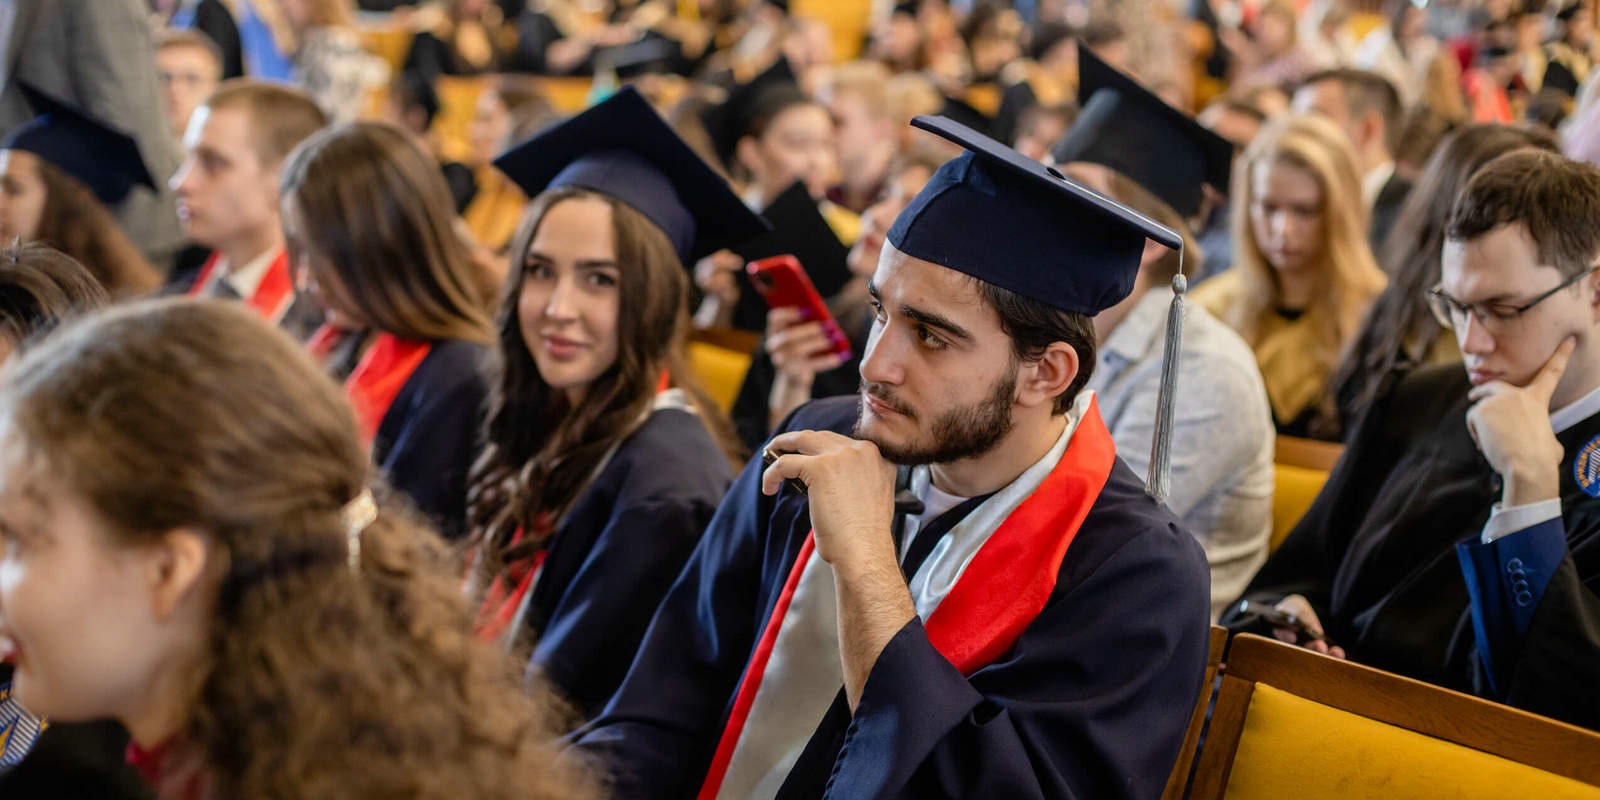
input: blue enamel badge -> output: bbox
[1574,435,1600,498]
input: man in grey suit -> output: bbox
[0,0,185,273]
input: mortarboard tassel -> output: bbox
[1145,258,1186,504]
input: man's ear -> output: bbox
[1358,109,1385,153]
[1016,341,1080,410]
[146,528,212,621]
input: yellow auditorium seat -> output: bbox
[1269,436,1342,551]
[686,328,760,414]
[1162,626,1228,800]
[1269,463,1326,552]
[432,75,492,164]
[1188,634,1600,800]
[792,0,872,62]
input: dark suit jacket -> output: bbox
[1369,171,1413,253]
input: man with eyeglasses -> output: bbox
[1225,149,1600,730]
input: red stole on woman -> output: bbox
[187,250,296,324]
[306,327,434,445]
[699,393,1117,799]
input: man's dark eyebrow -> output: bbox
[899,304,974,342]
[864,280,974,341]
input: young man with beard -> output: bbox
[570,116,1212,799]
[1228,150,1600,730]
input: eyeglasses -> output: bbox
[1426,265,1598,333]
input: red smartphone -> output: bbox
[746,255,852,360]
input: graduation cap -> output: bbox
[891,114,1188,501]
[700,57,800,170]
[494,86,769,264]
[1,84,155,206]
[728,180,852,331]
[1048,47,1233,219]
[595,35,680,80]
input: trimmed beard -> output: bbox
[855,369,1017,465]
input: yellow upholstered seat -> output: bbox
[1225,685,1600,799]
[687,340,753,414]
[1269,463,1327,552]
[1187,635,1600,799]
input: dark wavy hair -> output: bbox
[21,157,161,298]
[1322,124,1558,436]
[466,187,737,577]
[0,298,594,799]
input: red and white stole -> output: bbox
[307,326,434,445]
[187,250,296,323]
[699,391,1116,800]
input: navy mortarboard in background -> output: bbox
[1049,47,1233,219]
[494,86,769,264]
[700,57,800,171]
[595,35,681,80]
[728,180,852,332]
[1,84,156,207]
[894,112,1187,501]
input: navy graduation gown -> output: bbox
[1229,364,1600,729]
[572,395,1212,799]
[372,339,487,540]
[525,408,734,720]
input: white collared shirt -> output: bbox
[1481,380,1600,542]
[1362,161,1396,209]
[204,247,279,301]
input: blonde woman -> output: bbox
[1192,113,1386,439]
[277,0,388,123]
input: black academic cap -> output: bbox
[595,35,679,79]
[1049,47,1233,219]
[494,86,769,264]
[888,114,1180,315]
[701,57,800,170]
[728,180,852,331]
[1,84,155,206]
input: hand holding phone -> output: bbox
[1234,598,1346,659]
[747,256,852,362]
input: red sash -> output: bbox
[188,250,296,323]
[310,326,434,445]
[473,518,554,643]
[697,398,1117,799]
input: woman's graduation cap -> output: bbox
[1,84,156,206]
[700,57,800,170]
[1049,47,1233,219]
[493,87,769,264]
[890,113,1189,501]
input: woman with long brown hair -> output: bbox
[279,121,493,540]
[0,298,592,800]
[466,87,765,720]
[1192,112,1387,439]
[1324,124,1559,437]
[0,243,149,800]
[0,87,162,298]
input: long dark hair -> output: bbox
[466,187,737,577]
[27,158,161,298]
[0,298,593,799]
[280,121,495,343]
[1322,124,1558,435]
